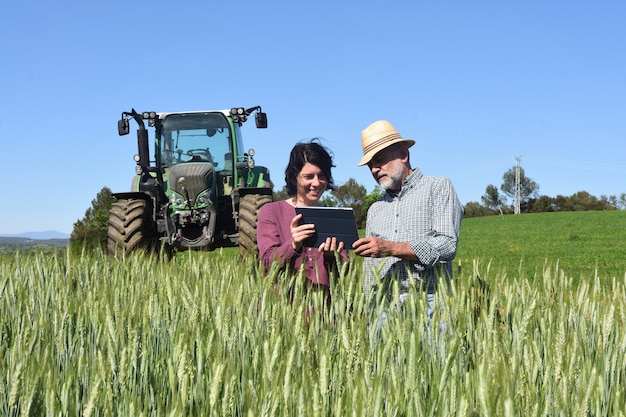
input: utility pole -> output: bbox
[514,155,521,214]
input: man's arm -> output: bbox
[354,177,462,265]
[353,237,418,260]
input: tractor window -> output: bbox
[159,113,232,169]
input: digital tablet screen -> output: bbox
[295,206,359,249]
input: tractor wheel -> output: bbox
[238,193,272,257]
[107,198,153,256]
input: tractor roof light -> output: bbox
[142,111,157,120]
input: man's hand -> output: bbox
[353,237,418,261]
[352,237,394,258]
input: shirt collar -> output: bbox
[404,167,422,185]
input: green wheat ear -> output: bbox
[1,248,626,415]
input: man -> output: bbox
[352,120,463,322]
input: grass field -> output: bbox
[456,210,626,283]
[1,211,625,415]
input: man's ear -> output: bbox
[398,144,410,160]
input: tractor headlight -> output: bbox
[197,190,212,208]
[171,192,185,209]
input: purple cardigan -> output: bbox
[257,200,349,286]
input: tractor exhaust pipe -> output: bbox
[119,109,151,172]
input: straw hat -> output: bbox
[358,120,415,166]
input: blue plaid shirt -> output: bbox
[363,168,463,296]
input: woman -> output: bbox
[257,139,349,302]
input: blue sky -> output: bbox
[1,0,625,235]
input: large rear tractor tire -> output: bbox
[238,193,272,257]
[107,198,154,256]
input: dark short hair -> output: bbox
[284,138,335,196]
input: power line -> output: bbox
[449,156,626,181]
[523,156,626,174]
[448,157,512,179]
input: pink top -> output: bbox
[257,200,349,286]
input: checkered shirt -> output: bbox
[362,168,463,296]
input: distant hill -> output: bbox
[0,231,70,250]
[0,231,70,240]
[0,236,69,247]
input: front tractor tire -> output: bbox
[238,193,272,257]
[107,198,154,256]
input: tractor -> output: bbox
[107,106,273,256]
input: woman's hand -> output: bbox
[319,236,345,256]
[290,214,316,251]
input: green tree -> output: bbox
[331,178,367,207]
[331,178,367,227]
[463,201,495,218]
[526,195,556,213]
[319,194,338,207]
[617,192,626,210]
[500,166,539,205]
[481,184,505,212]
[70,186,114,253]
[606,195,619,209]
[272,186,289,202]
[358,186,386,228]
[566,191,615,211]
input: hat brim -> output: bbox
[358,139,415,166]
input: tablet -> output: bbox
[295,206,359,249]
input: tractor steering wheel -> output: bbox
[186,148,213,162]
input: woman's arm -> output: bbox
[257,204,300,272]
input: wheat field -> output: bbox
[1,249,625,416]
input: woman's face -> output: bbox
[295,162,328,206]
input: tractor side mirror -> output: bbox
[255,112,267,129]
[118,118,130,136]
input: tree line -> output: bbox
[464,165,626,217]
[70,164,626,252]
